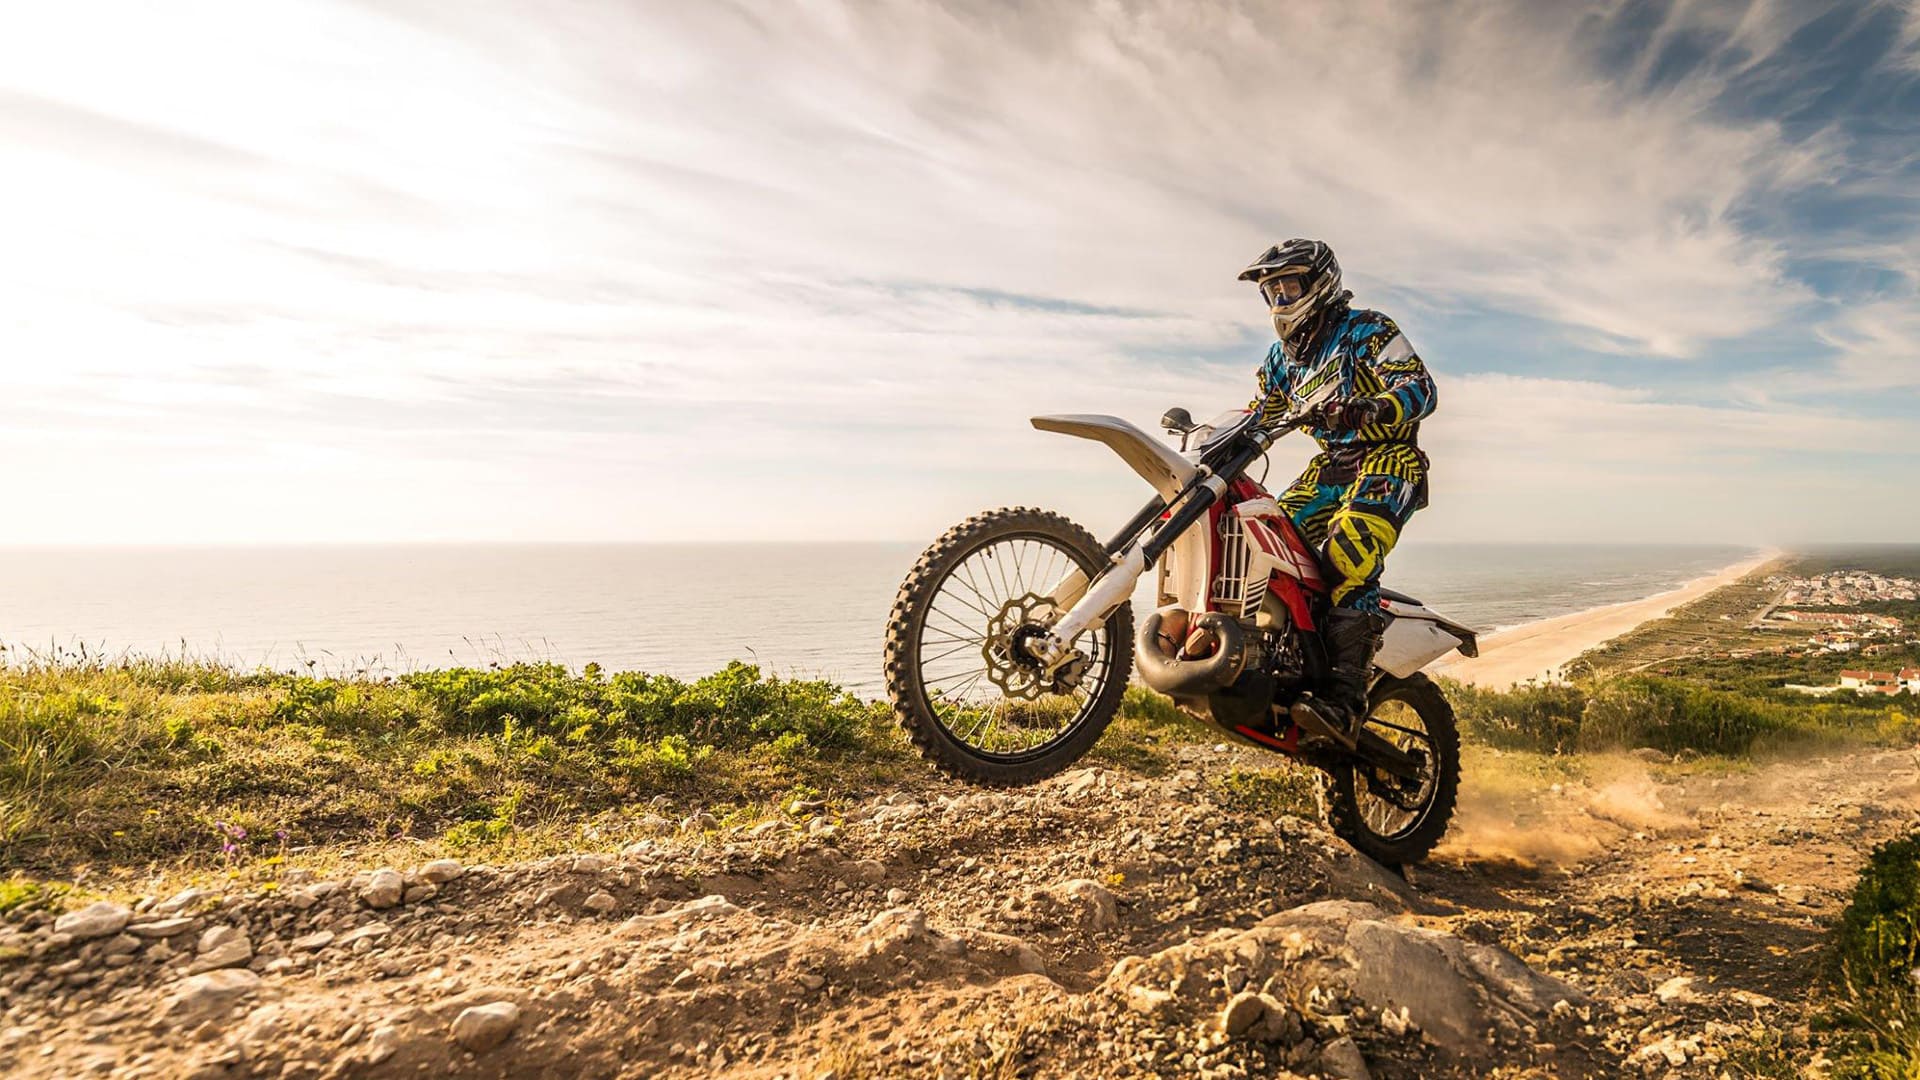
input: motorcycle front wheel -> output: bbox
[884,506,1133,787]
[1326,672,1461,865]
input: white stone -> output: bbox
[164,968,262,1020]
[290,931,334,952]
[125,917,197,939]
[334,922,392,947]
[450,1001,521,1052]
[367,1025,402,1065]
[186,927,252,974]
[53,902,130,941]
[361,869,404,909]
[417,859,464,884]
[153,888,209,916]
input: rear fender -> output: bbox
[1375,600,1480,677]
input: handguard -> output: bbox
[1134,608,1250,698]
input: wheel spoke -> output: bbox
[905,530,1125,763]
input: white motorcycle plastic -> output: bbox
[884,405,1478,863]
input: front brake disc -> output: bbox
[982,593,1066,701]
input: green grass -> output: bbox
[0,659,1234,885]
[0,657,915,878]
[1444,675,1912,758]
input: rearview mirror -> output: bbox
[1160,407,1196,434]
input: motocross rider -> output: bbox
[1241,239,1437,741]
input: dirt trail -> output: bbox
[1416,745,1920,1074]
[1,742,1907,1079]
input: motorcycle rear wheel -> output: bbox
[1327,672,1460,865]
[884,507,1133,787]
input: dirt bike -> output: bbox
[883,404,1479,864]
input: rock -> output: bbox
[164,968,262,1021]
[1221,992,1267,1036]
[1040,879,1119,931]
[367,1025,402,1065]
[100,934,142,957]
[1220,991,1302,1043]
[1060,768,1101,796]
[153,888,209,916]
[616,895,741,933]
[871,802,925,826]
[885,888,910,905]
[361,869,405,909]
[1319,1036,1372,1080]
[570,854,609,874]
[957,929,1048,976]
[54,902,131,941]
[335,922,392,947]
[289,931,334,952]
[583,892,618,914]
[1655,975,1698,1004]
[417,859,464,884]
[1102,900,1581,1060]
[125,917,198,939]
[1629,747,1671,765]
[402,884,438,905]
[186,927,253,974]
[858,907,928,955]
[846,859,888,884]
[450,1001,521,1052]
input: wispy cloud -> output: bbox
[0,0,1914,544]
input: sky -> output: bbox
[1,0,1916,546]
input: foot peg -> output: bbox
[1290,697,1358,749]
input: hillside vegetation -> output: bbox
[0,658,1216,882]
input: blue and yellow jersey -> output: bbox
[1251,307,1437,450]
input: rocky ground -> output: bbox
[1,741,1909,1079]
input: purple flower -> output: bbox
[222,842,236,855]
[275,830,288,842]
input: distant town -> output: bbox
[1739,570,1920,697]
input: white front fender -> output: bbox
[1031,414,1199,500]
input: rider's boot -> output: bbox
[1293,608,1385,744]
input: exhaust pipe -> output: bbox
[1134,609,1250,697]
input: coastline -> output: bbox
[1428,549,1784,689]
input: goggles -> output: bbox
[1259,271,1310,308]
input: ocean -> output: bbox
[0,542,1756,696]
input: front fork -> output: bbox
[1022,475,1229,671]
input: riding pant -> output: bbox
[1277,443,1428,613]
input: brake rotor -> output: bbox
[982,593,1085,700]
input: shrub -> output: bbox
[1449,680,1587,754]
[1822,834,1920,1078]
[1834,835,1920,991]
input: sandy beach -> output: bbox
[1428,550,1783,688]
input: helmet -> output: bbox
[1238,239,1343,341]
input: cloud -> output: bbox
[0,0,1914,544]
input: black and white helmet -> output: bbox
[1238,239,1342,341]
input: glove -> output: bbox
[1312,397,1390,433]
